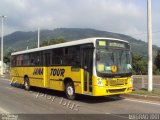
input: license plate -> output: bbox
[110,80,124,85]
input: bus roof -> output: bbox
[11,37,129,55]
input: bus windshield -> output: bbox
[96,48,132,77]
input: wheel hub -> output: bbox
[67,86,73,96]
[25,81,29,88]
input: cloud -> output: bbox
[0,0,160,46]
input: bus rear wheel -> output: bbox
[24,77,30,91]
[65,82,76,100]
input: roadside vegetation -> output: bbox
[132,88,160,97]
[132,50,160,75]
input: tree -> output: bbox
[4,48,16,65]
[40,38,67,47]
[132,54,148,75]
[154,50,160,75]
[154,50,160,70]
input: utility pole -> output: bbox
[26,40,29,50]
[147,0,153,91]
[38,27,40,48]
[0,15,7,75]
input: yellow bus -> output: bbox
[11,37,133,99]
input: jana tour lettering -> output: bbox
[33,68,43,75]
[50,68,65,77]
[33,68,65,77]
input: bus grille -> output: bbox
[109,79,128,86]
[108,88,126,93]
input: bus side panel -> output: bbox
[44,67,49,88]
[66,67,83,94]
[23,67,44,88]
[11,67,24,84]
[49,66,64,91]
[49,66,83,94]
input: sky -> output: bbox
[0,0,160,46]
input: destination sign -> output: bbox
[97,39,130,49]
[98,41,106,46]
[109,42,125,48]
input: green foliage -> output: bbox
[154,50,160,70]
[40,38,67,47]
[4,54,10,65]
[4,48,15,65]
[153,68,160,75]
[154,50,160,75]
[3,51,12,64]
[132,49,160,75]
[132,54,148,75]
[132,88,160,96]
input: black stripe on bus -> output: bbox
[50,79,63,81]
[29,77,43,80]
[50,79,81,83]
[73,81,81,83]
[12,76,81,83]
[11,76,43,80]
[11,76,23,78]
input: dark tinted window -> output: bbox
[11,55,17,67]
[63,46,80,66]
[23,54,29,66]
[29,52,43,66]
[52,48,63,65]
[11,51,43,67]
[16,55,23,66]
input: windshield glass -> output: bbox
[96,49,132,76]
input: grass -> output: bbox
[132,88,160,97]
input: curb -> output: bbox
[121,94,160,103]
[0,77,10,81]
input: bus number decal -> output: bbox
[50,68,65,77]
[33,68,43,75]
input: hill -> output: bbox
[2,28,159,57]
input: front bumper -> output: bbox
[92,85,133,96]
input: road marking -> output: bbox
[124,98,160,106]
[108,96,160,106]
[0,107,9,113]
[5,86,13,90]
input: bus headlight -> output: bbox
[97,79,103,86]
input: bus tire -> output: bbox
[65,82,76,100]
[24,77,30,91]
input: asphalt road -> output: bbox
[0,78,160,120]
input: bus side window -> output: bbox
[23,54,29,66]
[33,52,43,66]
[11,55,17,67]
[52,48,63,65]
[16,55,23,66]
[63,46,80,66]
[45,52,50,66]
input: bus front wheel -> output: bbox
[24,77,30,91]
[65,82,75,100]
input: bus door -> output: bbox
[82,46,93,94]
[43,51,51,88]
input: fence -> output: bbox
[133,75,160,89]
